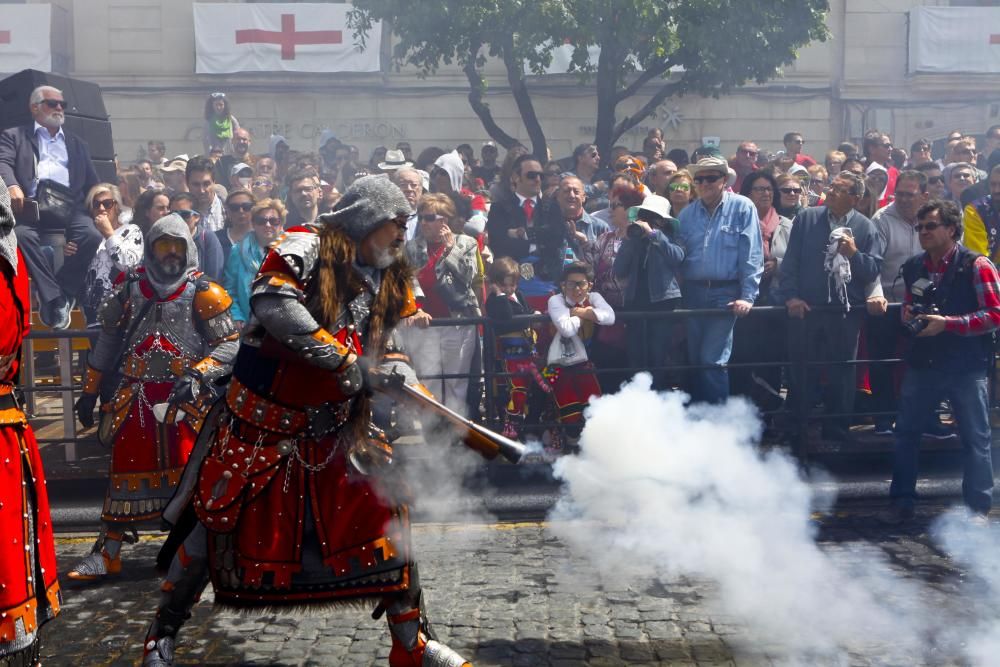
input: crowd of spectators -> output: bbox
[5,85,1000,454]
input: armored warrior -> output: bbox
[0,178,61,666]
[142,176,475,667]
[70,214,239,581]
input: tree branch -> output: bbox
[615,59,672,104]
[612,80,684,143]
[462,44,520,150]
[501,34,547,159]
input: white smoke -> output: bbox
[547,374,970,662]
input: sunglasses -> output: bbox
[880,143,893,148]
[779,187,803,195]
[252,180,272,188]
[693,174,723,184]
[227,202,254,212]
[523,171,543,180]
[915,222,946,232]
[615,162,638,171]
[42,99,67,110]
[669,182,691,192]
[419,213,446,223]
[928,176,945,185]
[254,216,281,226]
[173,209,198,221]
[92,199,116,210]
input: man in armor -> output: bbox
[69,214,239,581]
[142,176,472,667]
[0,177,61,665]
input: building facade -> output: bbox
[9,0,1000,163]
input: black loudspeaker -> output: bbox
[0,69,116,163]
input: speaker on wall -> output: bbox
[0,69,116,168]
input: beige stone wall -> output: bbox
[27,0,1000,163]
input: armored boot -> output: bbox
[381,584,472,667]
[142,526,210,667]
[66,524,135,580]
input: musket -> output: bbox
[368,367,526,464]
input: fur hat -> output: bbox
[318,174,412,241]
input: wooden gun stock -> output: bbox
[369,368,525,464]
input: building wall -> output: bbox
[23,0,1000,163]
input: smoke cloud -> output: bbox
[548,373,994,663]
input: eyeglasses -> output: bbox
[565,280,590,289]
[669,182,691,192]
[880,143,893,148]
[42,99,67,110]
[173,209,198,221]
[693,174,722,184]
[809,179,825,185]
[739,149,759,157]
[92,199,116,210]
[227,202,254,212]
[928,176,945,185]
[419,213,446,223]
[253,216,281,226]
[523,171,543,180]
[750,186,773,194]
[915,222,945,232]
[779,187,803,195]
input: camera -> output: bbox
[626,207,677,241]
[902,278,939,337]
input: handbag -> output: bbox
[34,179,76,228]
[546,334,588,367]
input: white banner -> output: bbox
[909,7,1000,74]
[0,5,51,74]
[194,3,380,74]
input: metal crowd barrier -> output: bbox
[20,303,991,465]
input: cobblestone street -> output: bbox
[41,501,993,666]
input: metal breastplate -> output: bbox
[122,282,206,368]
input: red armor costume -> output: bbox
[70,215,239,581]
[0,182,60,666]
[144,176,472,667]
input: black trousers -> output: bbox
[15,211,102,304]
[787,309,863,435]
[866,311,904,426]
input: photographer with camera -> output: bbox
[882,200,1000,524]
[613,194,684,390]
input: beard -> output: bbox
[158,254,186,277]
[41,112,64,129]
[371,244,400,269]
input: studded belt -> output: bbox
[226,377,351,439]
[123,352,188,381]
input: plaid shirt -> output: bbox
[905,245,1000,336]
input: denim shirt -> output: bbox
[678,191,763,303]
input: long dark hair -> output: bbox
[204,93,231,121]
[739,169,779,200]
[132,188,167,234]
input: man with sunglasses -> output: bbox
[143,176,475,667]
[863,130,899,207]
[486,154,564,286]
[0,85,102,328]
[915,162,947,199]
[882,200,1000,524]
[779,171,883,442]
[730,141,761,192]
[783,132,816,168]
[677,156,763,404]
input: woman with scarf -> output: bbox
[202,91,240,155]
[730,170,792,414]
[223,198,286,327]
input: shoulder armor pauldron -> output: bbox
[194,280,234,320]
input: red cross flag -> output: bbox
[0,4,51,74]
[909,7,1000,74]
[194,3,380,74]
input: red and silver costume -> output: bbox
[70,215,239,580]
[144,176,471,667]
[0,179,60,665]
